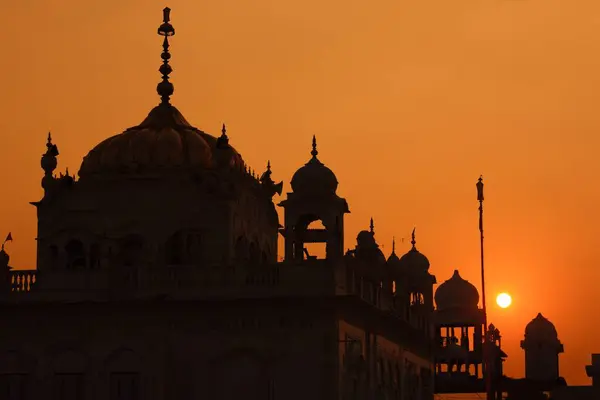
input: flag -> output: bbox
[4,232,12,243]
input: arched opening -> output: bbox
[301,219,327,260]
[120,235,144,267]
[65,240,85,270]
[166,231,204,266]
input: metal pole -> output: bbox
[476,177,492,399]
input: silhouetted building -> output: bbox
[0,8,438,400]
[504,314,597,400]
[432,270,506,398]
[521,313,564,382]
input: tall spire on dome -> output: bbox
[157,7,176,105]
[217,123,230,148]
[311,135,318,158]
[411,227,416,249]
[369,217,374,234]
[392,237,396,253]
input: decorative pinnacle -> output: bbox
[157,7,175,104]
[311,135,318,158]
[221,123,228,138]
[392,237,396,253]
[476,175,484,202]
[267,160,271,172]
[369,218,374,234]
[411,227,416,248]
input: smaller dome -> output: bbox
[398,229,430,273]
[387,251,401,265]
[435,270,480,310]
[290,136,338,196]
[525,313,559,341]
[354,230,386,264]
[399,247,430,272]
[387,238,404,270]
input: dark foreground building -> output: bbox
[1,8,439,400]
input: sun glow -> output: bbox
[496,293,512,309]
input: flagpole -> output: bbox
[476,176,492,399]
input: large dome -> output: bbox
[525,313,559,341]
[290,136,338,196]
[435,270,480,310]
[78,104,243,178]
[79,9,243,179]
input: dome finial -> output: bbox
[157,7,175,104]
[369,217,374,234]
[392,236,396,253]
[311,135,318,158]
[411,227,416,249]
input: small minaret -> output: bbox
[40,132,59,193]
[520,313,564,381]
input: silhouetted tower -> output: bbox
[521,313,564,382]
[278,136,350,262]
[434,270,486,385]
[397,229,437,334]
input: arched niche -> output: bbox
[118,234,145,267]
[65,239,86,270]
[165,230,203,266]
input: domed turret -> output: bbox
[354,219,385,264]
[398,228,430,273]
[521,313,564,381]
[387,238,404,271]
[434,270,480,310]
[290,136,338,196]
[524,313,559,342]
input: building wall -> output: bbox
[337,319,433,400]
[0,299,335,400]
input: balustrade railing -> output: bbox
[10,270,37,292]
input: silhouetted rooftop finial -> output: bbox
[221,123,228,138]
[411,227,416,249]
[392,237,396,253]
[476,175,484,202]
[267,160,271,172]
[369,218,374,234]
[157,7,175,104]
[311,135,318,158]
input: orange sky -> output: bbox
[3,0,599,386]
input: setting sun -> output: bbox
[496,293,512,309]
